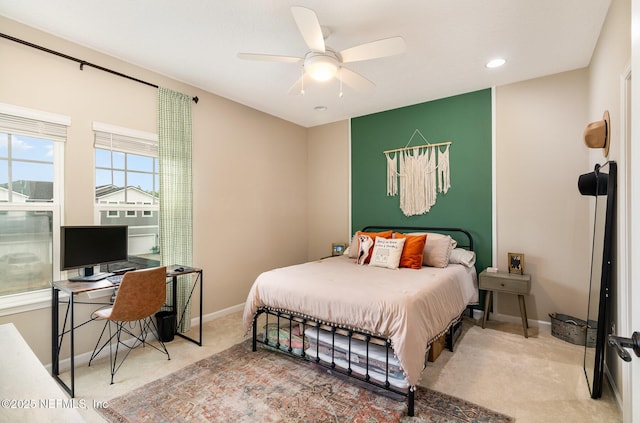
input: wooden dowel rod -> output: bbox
[383,141,452,154]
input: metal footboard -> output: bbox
[252,307,416,416]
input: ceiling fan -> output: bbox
[237,6,406,95]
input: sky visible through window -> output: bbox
[95,148,158,196]
[0,135,157,196]
[0,134,54,186]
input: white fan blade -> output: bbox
[237,53,302,63]
[339,67,375,92]
[291,6,325,52]
[287,74,312,95]
[340,36,406,63]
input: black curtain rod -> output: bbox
[1,32,199,104]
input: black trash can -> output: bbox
[155,311,176,342]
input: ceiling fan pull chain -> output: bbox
[301,67,305,95]
[339,71,344,98]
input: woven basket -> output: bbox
[549,313,597,348]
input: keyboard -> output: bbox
[106,274,124,285]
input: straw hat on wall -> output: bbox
[583,110,610,157]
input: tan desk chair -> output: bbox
[88,266,170,384]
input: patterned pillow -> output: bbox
[353,230,392,264]
[356,235,375,265]
[369,237,406,269]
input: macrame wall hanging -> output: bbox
[384,129,452,216]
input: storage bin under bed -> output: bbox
[304,326,409,389]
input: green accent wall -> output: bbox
[351,88,492,275]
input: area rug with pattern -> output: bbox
[97,339,513,423]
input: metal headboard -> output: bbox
[360,226,474,251]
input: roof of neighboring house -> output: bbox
[1,181,53,201]
[95,184,157,200]
[0,182,157,201]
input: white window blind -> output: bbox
[93,121,158,156]
[0,102,70,142]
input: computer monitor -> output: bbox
[61,225,128,281]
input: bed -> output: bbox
[242,226,478,416]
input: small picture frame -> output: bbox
[508,252,524,274]
[331,243,346,256]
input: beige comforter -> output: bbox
[242,255,477,387]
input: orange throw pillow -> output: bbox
[394,233,427,269]
[356,230,393,264]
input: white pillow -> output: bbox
[449,248,476,267]
[347,234,359,258]
[369,237,405,269]
[410,232,458,249]
[422,235,453,268]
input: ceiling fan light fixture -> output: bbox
[239,7,404,96]
[305,53,339,81]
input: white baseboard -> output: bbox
[482,311,551,332]
[604,362,623,413]
[198,302,245,325]
[470,309,482,320]
[45,329,147,373]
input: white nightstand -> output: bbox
[479,269,531,338]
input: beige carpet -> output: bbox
[67,312,621,423]
[420,319,621,422]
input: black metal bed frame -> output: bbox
[250,226,475,417]
[252,307,464,416]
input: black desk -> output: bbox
[166,266,203,346]
[51,265,202,397]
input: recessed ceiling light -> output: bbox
[314,106,328,112]
[486,58,506,69]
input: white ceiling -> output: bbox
[0,1,611,128]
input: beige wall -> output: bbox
[0,16,308,363]
[496,0,630,404]
[191,94,308,314]
[495,69,591,321]
[586,0,631,404]
[307,120,351,260]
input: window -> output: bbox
[0,103,68,300]
[94,122,160,263]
